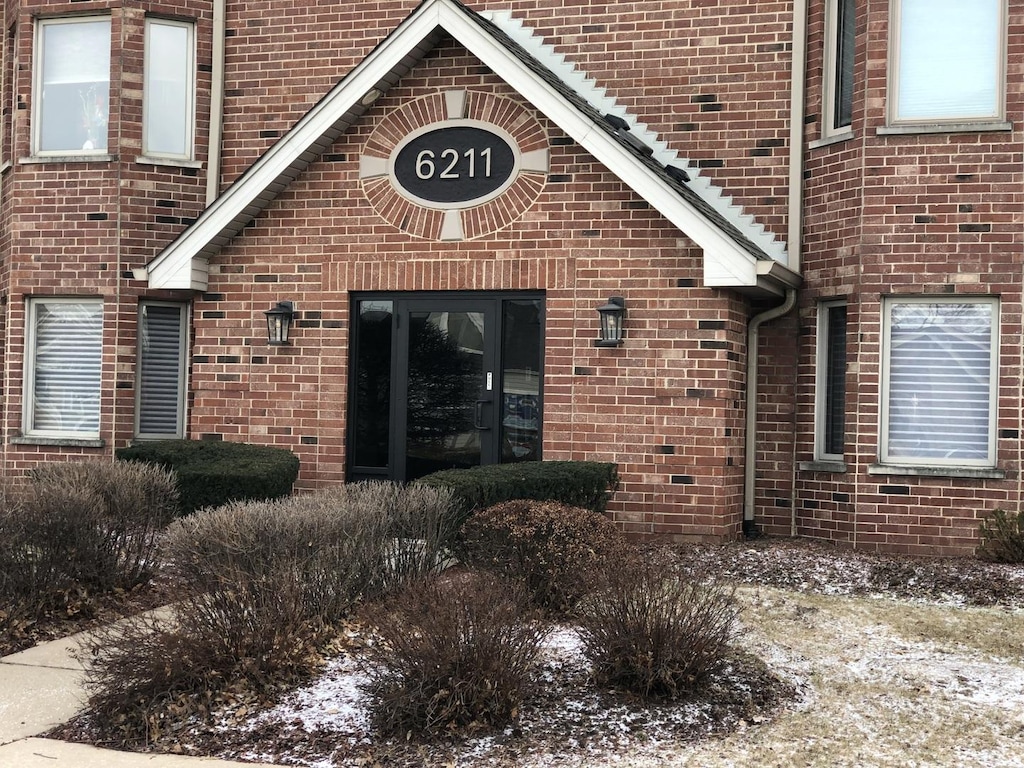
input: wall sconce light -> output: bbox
[264,300,295,346]
[595,296,626,347]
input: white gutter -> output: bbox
[786,0,808,273]
[206,0,226,205]
[743,287,798,532]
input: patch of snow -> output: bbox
[246,653,372,739]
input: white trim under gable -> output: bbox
[146,0,799,296]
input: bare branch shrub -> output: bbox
[29,461,180,591]
[358,480,461,589]
[575,554,739,699]
[82,495,356,743]
[79,481,462,743]
[165,497,356,657]
[0,481,55,638]
[460,499,629,613]
[361,571,548,738]
[977,508,1024,563]
[2,461,177,643]
[78,609,224,743]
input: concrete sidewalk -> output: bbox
[0,629,278,767]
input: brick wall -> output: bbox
[0,1,214,465]
[785,0,1024,555]
[13,0,1016,555]
[195,39,760,539]
[0,0,800,546]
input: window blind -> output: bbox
[896,0,1000,121]
[824,304,847,456]
[834,0,855,129]
[886,302,994,462]
[41,19,110,85]
[137,303,186,438]
[31,301,102,434]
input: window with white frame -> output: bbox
[881,298,998,466]
[143,18,195,160]
[34,17,111,155]
[24,298,103,437]
[823,0,855,137]
[815,300,847,461]
[136,301,188,439]
[890,0,1005,125]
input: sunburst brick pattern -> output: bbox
[359,90,549,240]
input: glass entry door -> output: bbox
[398,301,496,480]
[348,293,543,482]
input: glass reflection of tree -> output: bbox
[406,315,478,452]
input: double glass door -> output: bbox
[348,293,543,482]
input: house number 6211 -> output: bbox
[392,125,516,205]
[416,147,493,180]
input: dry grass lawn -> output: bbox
[629,586,1024,767]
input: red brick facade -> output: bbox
[0,0,1020,555]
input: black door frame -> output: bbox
[347,290,544,483]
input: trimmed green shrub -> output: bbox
[361,572,548,738]
[460,499,629,613]
[977,508,1024,563]
[116,439,299,514]
[417,460,619,522]
[574,554,739,700]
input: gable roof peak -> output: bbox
[145,0,797,297]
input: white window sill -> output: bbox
[20,154,114,164]
[135,155,203,169]
[877,121,1013,136]
[867,463,1005,480]
[11,435,105,448]
[809,131,854,150]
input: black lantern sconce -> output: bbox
[594,296,626,347]
[264,300,296,346]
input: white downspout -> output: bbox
[745,0,806,536]
[741,0,802,536]
[739,0,808,536]
[206,0,226,205]
[744,288,798,534]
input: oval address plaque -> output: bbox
[392,125,517,207]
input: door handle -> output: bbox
[474,399,492,430]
